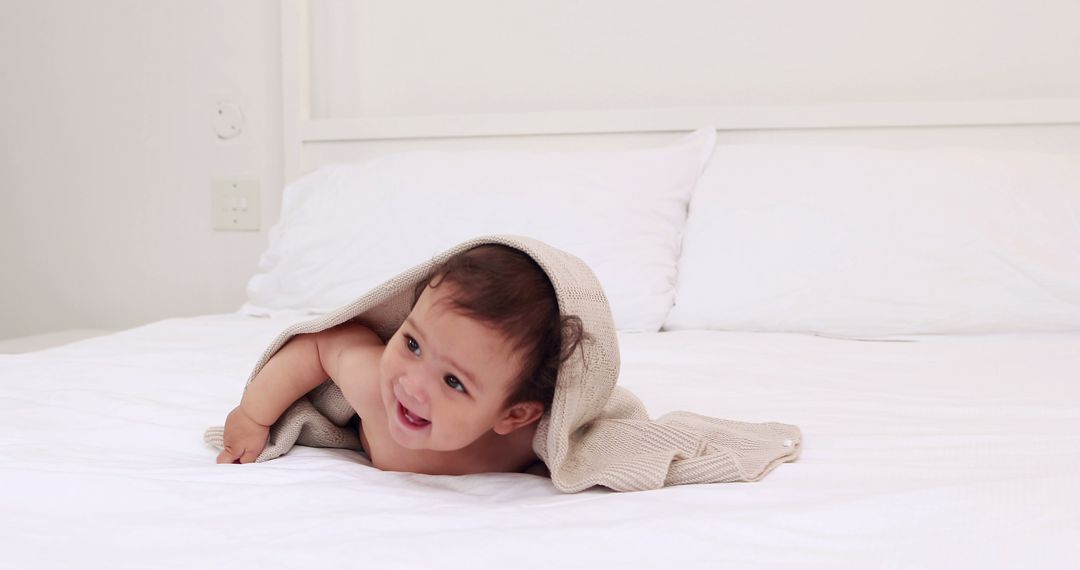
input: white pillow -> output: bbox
[242,128,716,332]
[665,144,1080,337]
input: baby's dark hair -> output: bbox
[412,244,586,410]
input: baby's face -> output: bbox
[378,282,531,452]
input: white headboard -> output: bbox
[280,0,1080,184]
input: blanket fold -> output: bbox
[205,235,802,492]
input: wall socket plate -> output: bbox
[212,179,260,231]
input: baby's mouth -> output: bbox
[398,401,431,428]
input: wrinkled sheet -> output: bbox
[1,313,1077,569]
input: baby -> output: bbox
[216,244,584,475]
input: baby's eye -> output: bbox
[444,375,466,393]
[405,335,421,356]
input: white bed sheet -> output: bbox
[1,314,1077,569]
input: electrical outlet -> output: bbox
[212,179,260,231]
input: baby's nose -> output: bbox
[399,374,429,406]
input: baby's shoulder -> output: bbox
[319,321,384,349]
[330,323,384,372]
[316,322,384,410]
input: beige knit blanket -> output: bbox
[206,235,802,492]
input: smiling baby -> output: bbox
[216,244,585,475]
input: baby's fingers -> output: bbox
[216,446,240,464]
[238,446,262,464]
[216,443,262,464]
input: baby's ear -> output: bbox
[493,401,544,435]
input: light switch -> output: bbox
[212,179,260,231]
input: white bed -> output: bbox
[4,149,1079,569]
[2,314,1078,568]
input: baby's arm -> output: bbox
[238,334,328,428]
[216,323,381,463]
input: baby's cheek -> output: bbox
[377,347,397,380]
[437,417,475,450]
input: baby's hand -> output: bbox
[216,405,270,464]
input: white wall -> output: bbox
[310,0,1080,119]
[3,0,1079,341]
[0,1,281,339]
[295,0,1080,172]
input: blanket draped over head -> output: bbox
[205,235,802,492]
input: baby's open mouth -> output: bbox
[398,401,431,428]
